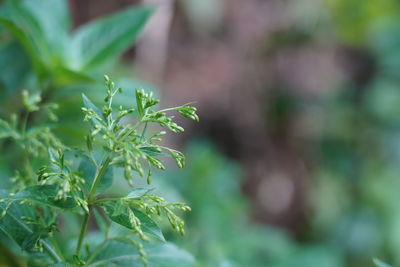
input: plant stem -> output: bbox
[140,122,148,141]
[92,197,120,204]
[75,210,90,256]
[88,157,112,202]
[75,156,112,257]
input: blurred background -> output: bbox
[3,0,400,266]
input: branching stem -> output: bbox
[88,157,112,203]
[75,209,90,256]
[75,156,112,257]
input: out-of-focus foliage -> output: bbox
[327,0,400,44]
[157,0,400,266]
[311,1,400,266]
[159,142,345,267]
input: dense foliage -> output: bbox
[0,75,198,266]
[0,0,199,266]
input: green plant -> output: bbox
[0,0,158,188]
[0,75,198,266]
[0,0,153,89]
[0,0,155,145]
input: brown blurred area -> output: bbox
[69,0,372,236]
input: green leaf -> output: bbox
[70,6,154,70]
[0,192,34,246]
[0,17,45,75]
[131,209,165,242]
[1,0,71,78]
[78,158,113,194]
[0,41,31,96]
[102,203,165,242]
[373,258,393,267]
[0,190,57,255]
[87,240,195,267]
[13,185,77,209]
[126,187,154,198]
[9,0,71,57]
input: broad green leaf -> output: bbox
[131,209,165,241]
[0,191,34,246]
[70,6,154,70]
[373,259,393,267]
[78,158,113,194]
[87,240,195,267]
[17,0,70,52]
[1,0,70,82]
[0,17,45,75]
[0,41,30,95]
[8,0,70,59]
[126,187,154,198]
[0,190,57,256]
[102,203,164,241]
[13,185,77,209]
[5,0,46,52]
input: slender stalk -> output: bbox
[92,197,120,204]
[75,211,90,256]
[140,122,148,141]
[88,157,112,202]
[75,156,112,257]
